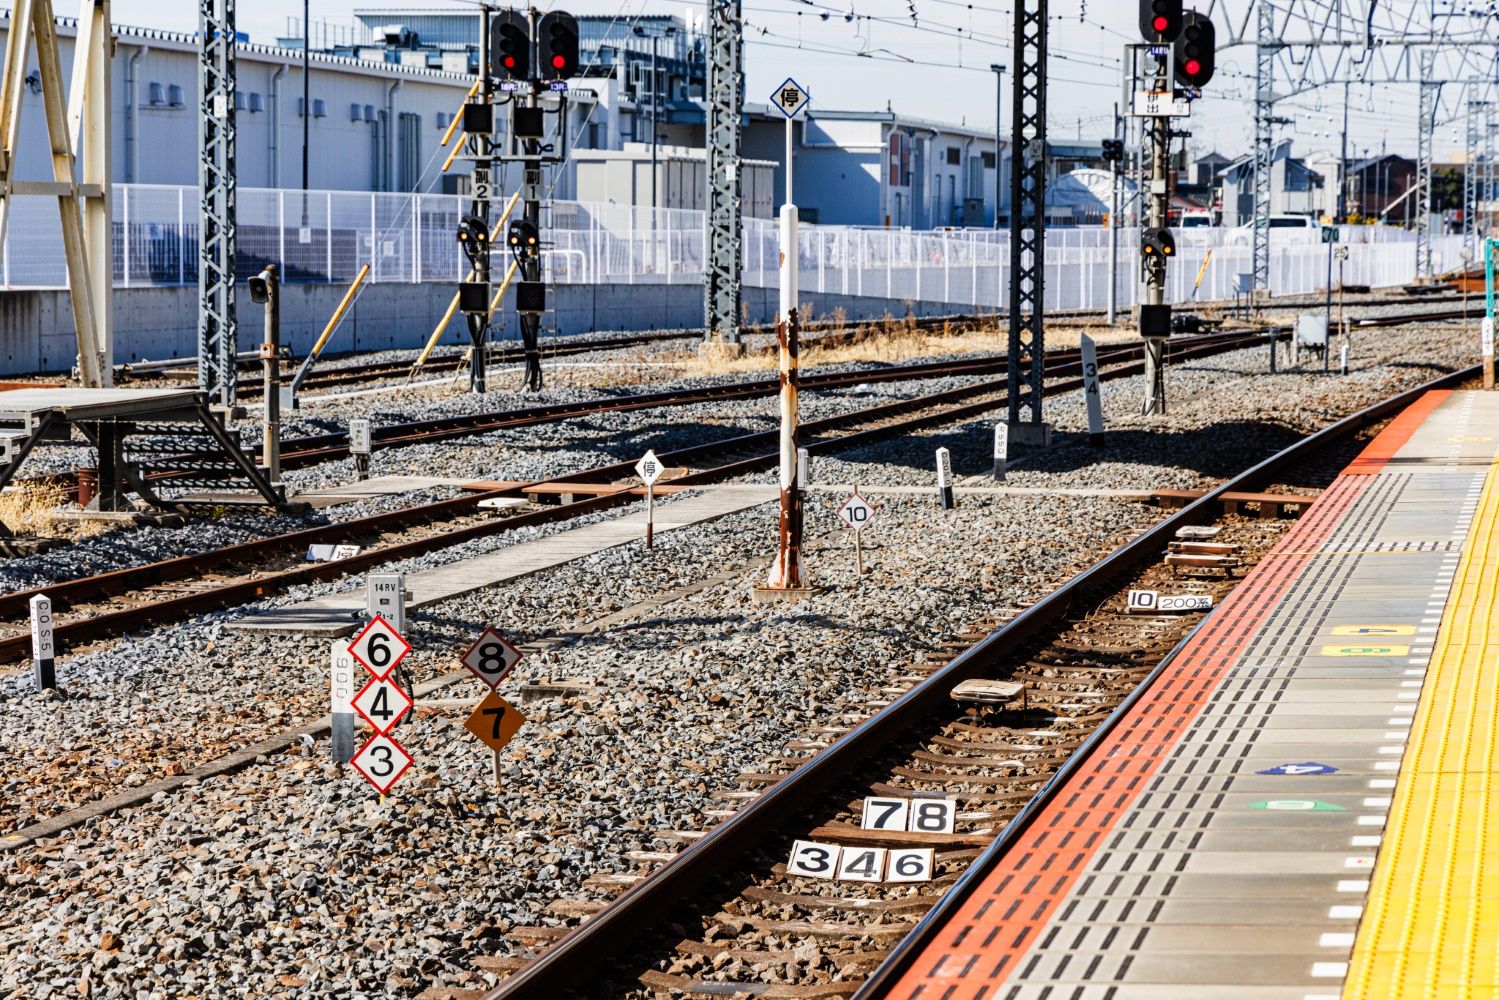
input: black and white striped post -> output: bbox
[330,640,356,763]
[30,595,54,691]
[1080,333,1105,447]
[936,447,955,510]
[992,423,1008,481]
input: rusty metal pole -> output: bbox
[764,202,804,592]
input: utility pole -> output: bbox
[1106,103,1122,326]
[517,8,544,392]
[704,0,743,346]
[466,5,496,394]
[990,63,1005,229]
[199,0,237,406]
[301,0,309,233]
[1338,80,1349,223]
[1006,0,1050,449]
[1141,63,1171,415]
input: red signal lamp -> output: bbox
[1153,16,1168,30]
[1185,59,1201,75]
[552,54,566,69]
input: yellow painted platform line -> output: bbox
[1344,457,1499,998]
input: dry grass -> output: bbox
[668,309,1143,379]
[0,479,103,539]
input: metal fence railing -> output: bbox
[0,183,1462,311]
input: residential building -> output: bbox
[1218,141,1325,225]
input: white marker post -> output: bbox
[635,450,664,549]
[936,447,955,510]
[1080,333,1105,447]
[1483,315,1495,390]
[761,77,812,597]
[330,640,356,763]
[1340,342,1349,376]
[349,418,372,482]
[797,447,811,489]
[29,595,54,691]
[992,423,1009,481]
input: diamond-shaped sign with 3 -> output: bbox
[348,614,411,680]
[353,676,413,735]
[351,733,413,794]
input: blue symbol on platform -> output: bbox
[1258,762,1339,776]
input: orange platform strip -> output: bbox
[883,388,1493,1000]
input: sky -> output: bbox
[118,1,1442,162]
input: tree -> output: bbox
[1431,167,1464,213]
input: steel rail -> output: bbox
[0,332,1255,663]
[483,363,1481,1000]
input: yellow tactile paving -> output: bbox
[1344,456,1499,999]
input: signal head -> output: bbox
[539,11,580,80]
[1140,0,1183,42]
[1173,12,1216,88]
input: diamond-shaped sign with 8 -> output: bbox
[348,615,410,680]
[462,628,523,690]
[353,676,413,735]
[351,733,413,794]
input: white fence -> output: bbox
[0,183,1459,310]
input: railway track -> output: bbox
[0,329,1270,665]
[106,289,1477,401]
[471,363,1480,1000]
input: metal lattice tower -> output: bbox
[1006,0,1047,429]
[1251,1,1274,303]
[199,0,237,406]
[1416,50,1436,279]
[1466,97,1488,258]
[1486,103,1497,242]
[703,0,742,345]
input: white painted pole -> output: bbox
[30,595,55,691]
[992,423,1009,481]
[329,640,356,763]
[1080,333,1105,447]
[766,202,804,589]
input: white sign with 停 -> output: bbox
[770,77,812,119]
[635,450,665,486]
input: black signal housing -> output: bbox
[538,11,579,80]
[1174,11,1215,88]
[1139,0,1183,43]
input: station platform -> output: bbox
[883,389,1499,1000]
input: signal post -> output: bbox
[456,6,580,394]
[1132,3,1215,414]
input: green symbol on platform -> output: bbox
[1249,799,1347,812]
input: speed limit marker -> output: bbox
[351,733,413,794]
[353,676,413,735]
[462,628,523,689]
[838,493,876,532]
[349,615,410,680]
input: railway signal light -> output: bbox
[1142,227,1177,258]
[1102,139,1125,164]
[1174,12,1216,88]
[507,219,540,252]
[1139,0,1183,42]
[492,10,529,81]
[538,11,579,80]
